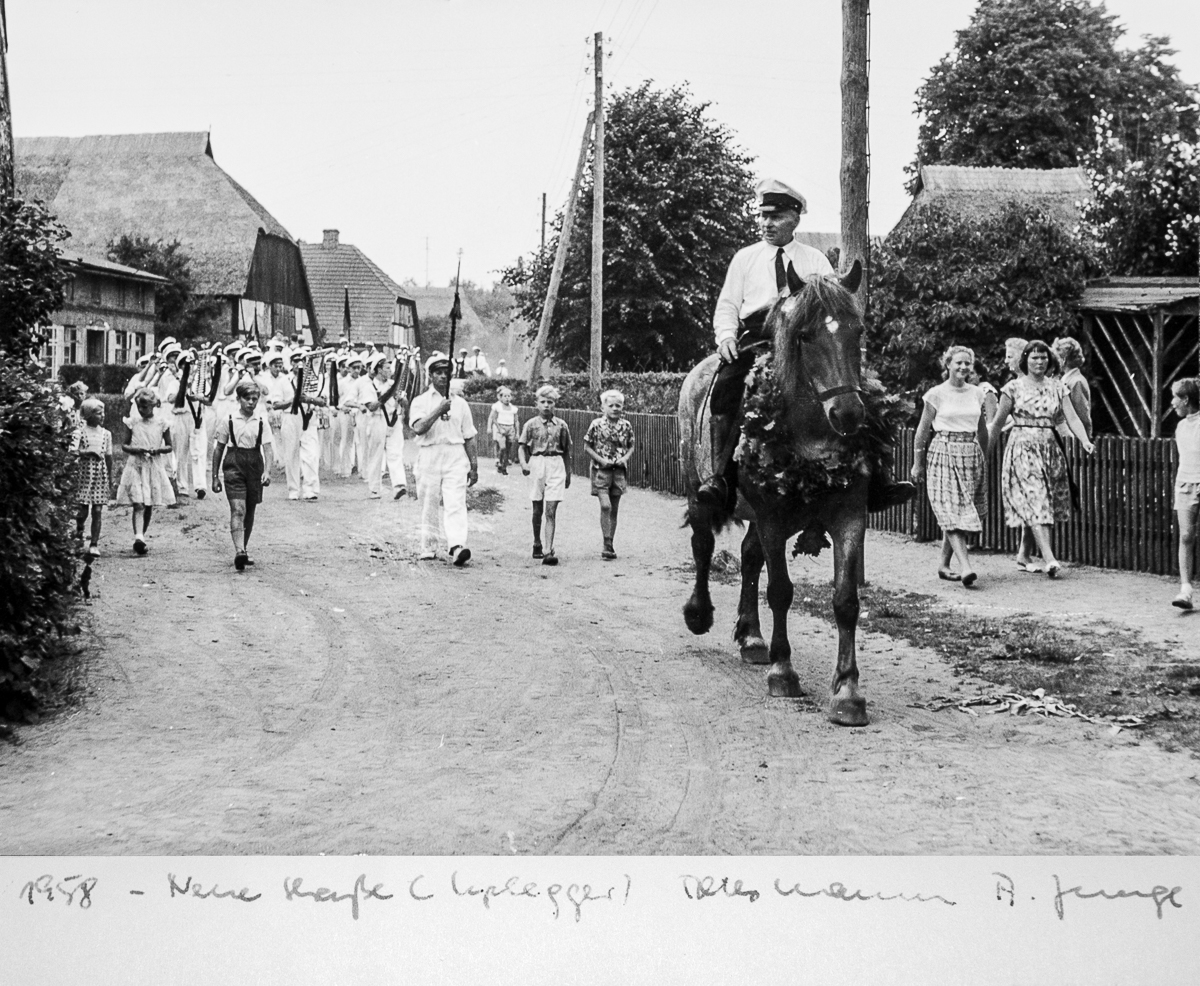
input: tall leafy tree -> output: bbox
[502,82,758,371]
[911,0,1199,275]
[106,235,225,342]
[0,197,69,355]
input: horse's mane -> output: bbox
[770,274,863,395]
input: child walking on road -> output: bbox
[211,380,274,572]
[519,385,571,566]
[1171,378,1200,609]
[487,386,519,474]
[584,389,635,560]
[74,398,113,558]
[115,387,174,555]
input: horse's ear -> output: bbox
[840,259,863,294]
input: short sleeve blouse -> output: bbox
[923,382,985,433]
[1001,377,1068,430]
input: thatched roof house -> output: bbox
[15,132,291,299]
[898,165,1091,230]
[298,230,417,347]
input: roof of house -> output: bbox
[905,164,1092,227]
[15,131,291,296]
[794,232,841,256]
[1077,277,1200,313]
[298,231,414,345]
[403,283,484,335]
[59,251,170,284]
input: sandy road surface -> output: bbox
[3,462,1199,855]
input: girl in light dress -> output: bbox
[1170,378,1200,610]
[911,346,989,586]
[114,387,175,555]
[988,341,1094,579]
[73,399,113,558]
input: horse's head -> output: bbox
[769,261,866,437]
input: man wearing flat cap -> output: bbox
[699,177,913,512]
[409,353,478,566]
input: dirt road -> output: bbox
[3,463,1199,855]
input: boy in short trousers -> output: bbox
[584,390,635,560]
[519,385,571,566]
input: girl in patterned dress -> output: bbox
[911,347,989,586]
[115,387,175,555]
[73,399,113,558]
[988,341,1094,579]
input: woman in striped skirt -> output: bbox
[911,346,990,587]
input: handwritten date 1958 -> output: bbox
[20,874,97,909]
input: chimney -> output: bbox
[322,229,339,248]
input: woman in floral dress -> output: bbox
[988,340,1093,578]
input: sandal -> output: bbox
[1172,589,1193,610]
[937,569,960,582]
[542,550,558,566]
[961,572,978,588]
[234,552,247,572]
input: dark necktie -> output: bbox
[775,247,787,292]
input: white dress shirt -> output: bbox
[712,239,835,344]
[410,387,478,446]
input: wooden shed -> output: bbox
[1076,277,1200,438]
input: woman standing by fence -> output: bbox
[911,346,989,586]
[988,340,1094,579]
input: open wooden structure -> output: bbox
[1077,277,1200,438]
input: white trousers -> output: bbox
[280,414,302,498]
[298,419,321,498]
[167,410,193,493]
[333,411,354,477]
[189,412,208,493]
[416,443,469,551]
[385,423,407,490]
[362,412,388,494]
[353,411,367,476]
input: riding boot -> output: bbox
[867,464,917,512]
[697,412,736,508]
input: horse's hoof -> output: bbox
[767,666,803,698]
[683,600,714,635]
[738,635,770,665]
[829,692,869,727]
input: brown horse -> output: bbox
[679,263,873,726]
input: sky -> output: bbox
[9,0,1199,290]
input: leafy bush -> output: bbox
[0,197,69,355]
[0,355,79,719]
[463,370,688,415]
[58,363,139,395]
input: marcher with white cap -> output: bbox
[339,352,367,476]
[125,353,166,412]
[328,352,353,477]
[464,345,490,377]
[495,359,510,379]
[281,348,325,500]
[155,342,194,502]
[259,350,298,497]
[358,353,392,498]
[700,177,915,512]
[408,352,478,564]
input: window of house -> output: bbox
[135,332,147,360]
[114,331,129,365]
[117,282,126,308]
[90,277,102,306]
[65,278,75,303]
[63,327,78,365]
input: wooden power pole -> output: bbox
[589,31,605,392]
[840,0,870,294]
[528,110,595,382]
[0,0,14,199]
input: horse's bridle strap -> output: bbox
[813,384,862,402]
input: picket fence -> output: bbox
[469,405,1185,577]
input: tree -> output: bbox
[911,0,1199,275]
[106,235,226,343]
[867,202,1098,402]
[0,197,69,355]
[502,82,758,372]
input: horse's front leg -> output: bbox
[735,523,769,664]
[828,507,868,726]
[758,519,802,697]
[683,499,716,634]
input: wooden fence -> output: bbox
[470,405,1185,577]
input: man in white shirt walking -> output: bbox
[699,177,914,513]
[408,353,479,565]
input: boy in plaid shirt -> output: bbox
[583,390,635,560]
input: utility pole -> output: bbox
[541,192,546,253]
[589,31,605,393]
[528,110,594,383]
[0,0,14,198]
[840,0,870,296]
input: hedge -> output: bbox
[59,363,139,396]
[0,356,80,720]
[463,371,688,415]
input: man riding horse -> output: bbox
[698,178,915,512]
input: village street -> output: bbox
[3,461,1199,857]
